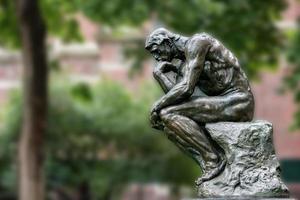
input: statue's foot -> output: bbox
[195,156,226,186]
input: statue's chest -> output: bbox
[198,62,234,95]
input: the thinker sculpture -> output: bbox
[145,28,290,198]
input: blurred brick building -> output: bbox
[0,0,300,199]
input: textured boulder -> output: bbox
[198,120,289,198]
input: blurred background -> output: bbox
[0,0,300,199]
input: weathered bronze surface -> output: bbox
[145,28,289,198]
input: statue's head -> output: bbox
[145,28,180,62]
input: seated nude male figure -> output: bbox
[145,28,254,185]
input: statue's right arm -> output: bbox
[151,36,211,111]
[153,62,177,93]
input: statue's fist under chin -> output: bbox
[154,61,176,74]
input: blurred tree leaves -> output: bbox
[0,0,288,76]
[80,0,286,78]
[0,80,199,198]
[0,0,82,48]
[40,0,82,43]
[71,82,93,102]
[0,0,20,48]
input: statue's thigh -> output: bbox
[163,92,251,123]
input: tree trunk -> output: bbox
[16,0,48,200]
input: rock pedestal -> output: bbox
[198,120,289,198]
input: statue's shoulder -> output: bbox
[186,33,214,54]
[189,32,213,43]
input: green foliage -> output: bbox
[0,0,82,48]
[0,0,287,76]
[0,91,21,195]
[81,0,286,77]
[284,20,300,130]
[0,79,199,198]
[0,0,20,48]
[41,0,82,43]
[71,82,93,102]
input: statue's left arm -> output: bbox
[152,37,211,112]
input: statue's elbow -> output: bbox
[182,85,194,98]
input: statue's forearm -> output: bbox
[155,81,192,110]
[154,50,206,111]
[153,71,175,93]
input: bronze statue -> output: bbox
[146,28,254,183]
[145,28,289,198]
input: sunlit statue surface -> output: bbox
[145,28,290,198]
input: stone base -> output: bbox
[197,120,289,197]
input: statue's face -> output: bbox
[149,41,174,62]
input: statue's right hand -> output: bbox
[154,61,175,74]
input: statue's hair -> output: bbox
[145,28,180,50]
